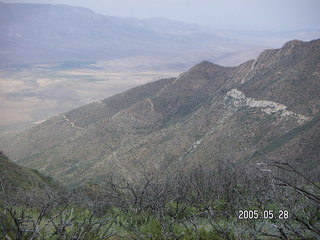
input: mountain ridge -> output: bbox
[1,39,319,186]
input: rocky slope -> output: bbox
[1,39,319,186]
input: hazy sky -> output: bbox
[2,0,320,31]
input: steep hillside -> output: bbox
[1,39,319,186]
[0,151,62,201]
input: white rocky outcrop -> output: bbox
[226,89,309,124]
[61,114,85,130]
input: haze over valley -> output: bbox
[0,2,319,135]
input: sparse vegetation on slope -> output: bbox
[1,160,319,239]
[1,39,320,239]
[1,39,320,187]
[0,152,62,201]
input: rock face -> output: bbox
[226,89,309,123]
[1,39,320,186]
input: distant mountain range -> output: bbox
[1,2,319,67]
[1,39,319,187]
[0,2,248,66]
